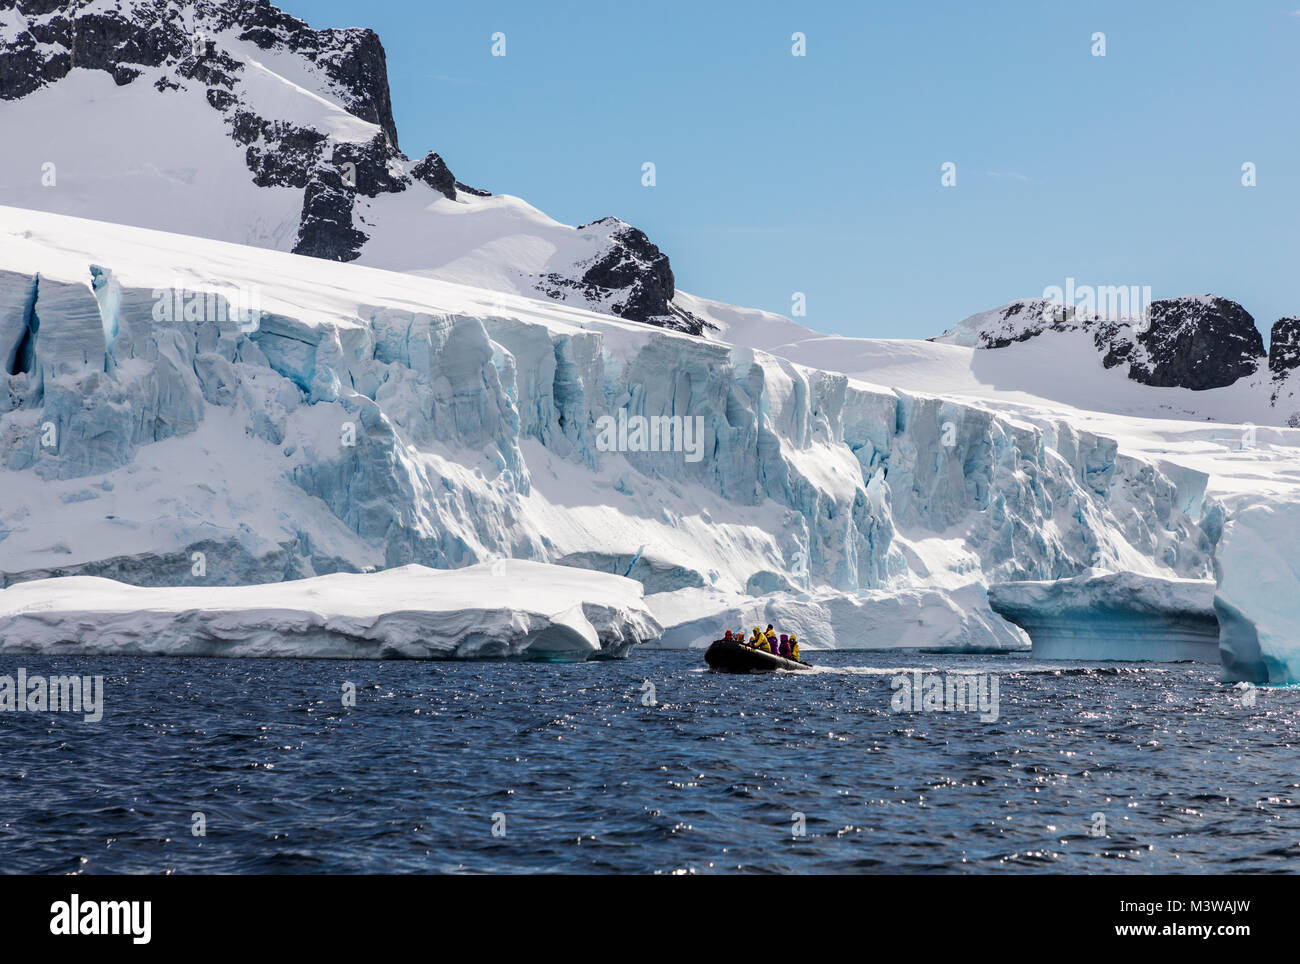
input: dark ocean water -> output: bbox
[0,649,1296,874]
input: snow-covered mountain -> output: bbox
[0,0,707,333]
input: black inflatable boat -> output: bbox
[704,639,812,673]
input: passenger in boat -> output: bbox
[778,634,790,658]
[750,627,770,652]
[789,635,800,661]
[723,629,735,642]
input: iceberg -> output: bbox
[988,570,1219,663]
[1213,498,1300,683]
[0,561,661,660]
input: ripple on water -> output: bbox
[0,650,1296,872]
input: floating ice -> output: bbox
[1213,498,1300,683]
[0,561,661,660]
[647,584,1029,652]
[988,570,1218,663]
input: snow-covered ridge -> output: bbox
[0,0,706,333]
[0,206,1213,631]
[0,560,660,659]
[933,295,1284,398]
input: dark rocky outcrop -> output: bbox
[1126,297,1265,391]
[1269,317,1300,377]
[2,1,395,136]
[409,151,489,202]
[538,218,707,335]
[292,172,367,261]
[936,294,1267,392]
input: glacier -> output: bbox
[0,206,1229,659]
[0,560,659,659]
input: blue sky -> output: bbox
[290,0,1300,340]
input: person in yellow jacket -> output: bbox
[749,627,770,652]
[765,625,778,649]
[788,634,800,661]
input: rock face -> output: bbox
[409,151,489,202]
[934,295,1266,392]
[1269,318,1300,377]
[933,298,1081,350]
[1127,297,1265,391]
[0,0,703,334]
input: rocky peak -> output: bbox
[2,0,398,147]
[934,294,1266,392]
[410,151,489,202]
[537,217,707,335]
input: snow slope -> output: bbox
[706,307,1279,426]
[0,560,659,659]
[0,70,613,299]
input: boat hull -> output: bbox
[704,639,812,673]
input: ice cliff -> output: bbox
[1213,498,1300,684]
[0,208,1218,658]
[988,570,1219,664]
